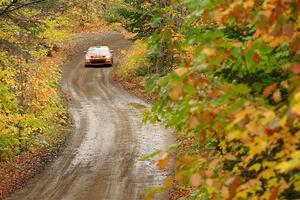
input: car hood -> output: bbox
[87,53,107,57]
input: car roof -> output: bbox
[88,46,109,50]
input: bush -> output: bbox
[125,0,300,199]
[116,40,151,77]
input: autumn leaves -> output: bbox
[0,0,107,159]
[141,0,300,199]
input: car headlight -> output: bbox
[103,53,111,58]
[85,55,91,60]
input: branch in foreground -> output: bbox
[0,0,18,17]
[0,0,47,17]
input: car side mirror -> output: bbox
[84,51,87,53]
[110,50,114,53]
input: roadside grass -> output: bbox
[113,40,154,101]
[116,40,150,77]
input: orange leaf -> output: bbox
[202,10,210,24]
[189,115,200,129]
[196,77,209,90]
[170,84,183,100]
[144,192,154,200]
[253,52,261,64]
[269,186,280,200]
[174,160,181,169]
[222,186,230,199]
[206,169,214,178]
[263,83,278,97]
[190,173,202,187]
[156,153,171,170]
[290,38,300,53]
[265,127,276,136]
[164,176,174,188]
[207,178,214,187]
[244,0,255,9]
[199,131,207,144]
[226,176,241,200]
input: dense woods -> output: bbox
[113,0,300,199]
[1,0,300,199]
[0,0,111,158]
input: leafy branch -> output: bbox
[0,0,47,17]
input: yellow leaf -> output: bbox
[268,178,277,186]
[259,168,275,180]
[248,137,268,156]
[244,0,255,9]
[280,81,289,89]
[291,102,300,115]
[276,159,300,173]
[279,116,287,127]
[233,109,247,124]
[273,89,281,103]
[291,151,300,159]
[249,163,261,172]
[263,161,277,168]
[294,179,300,191]
[295,91,300,100]
[202,48,216,56]
[226,130,243,141]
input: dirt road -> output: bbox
[6,32,172,200]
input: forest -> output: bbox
[112,0,300,199]
[0,0,125,158]
[1,0,300,200]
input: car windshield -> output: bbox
[88,47,109,54]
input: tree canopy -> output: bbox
[112,0,300,199]
[0,0,106,158]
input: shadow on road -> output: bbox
[84,64,113,68]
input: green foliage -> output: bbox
[116,40,151,77]
[0,0,107,159]
[119,0,300,199]
[109,0,164,38]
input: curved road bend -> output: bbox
[6,32,173,200]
